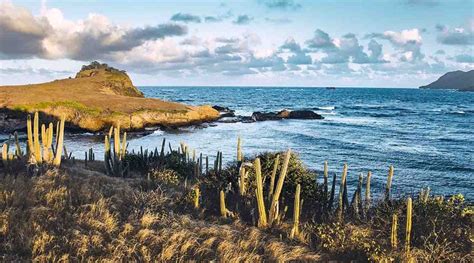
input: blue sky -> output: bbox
[0,0,473,87]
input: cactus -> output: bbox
[220,190,227,218]
[13,132,22,157]
[52,117,65,167]
[254,158,267,227]
[268,154,280,200]
[194,187,200,209]
[104,125,128,177]
[2,143,8,169]
[365,171,372,214]
[323,161,328,210]
[337,164,348,222]
[290,184,301,239]
[405,197,413,253]
[385,165,394,202]
[327,172,337,211]
[351,173,363,218]
[269,149,291,225]
[24,113,65,167]
[237,136,242,162]
[391,214,398,249]
[239,166,246,195]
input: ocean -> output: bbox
[3,87,474,199]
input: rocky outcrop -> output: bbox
[420,70,474,91]
[0,62,219,132]
[252,110,323,121]
[213,107,324,123]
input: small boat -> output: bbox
[326,87,336,90]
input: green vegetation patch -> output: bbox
[12,100,103,116]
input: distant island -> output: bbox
[419,70,474,91]
[0,62,219,132]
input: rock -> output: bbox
[213,105,236,118]
[251,111,280,121]
[288,110,323,119]
[251,110,323,121]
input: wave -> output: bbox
[316,106,336,110]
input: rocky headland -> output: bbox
[0,62,219,132]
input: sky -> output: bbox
[0,0,473,87]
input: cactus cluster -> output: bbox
[25,112,65,167]
[104,124,129,177]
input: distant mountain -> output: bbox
[420,70,474,91]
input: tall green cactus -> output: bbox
[323,161,329,210]
[268,154,280,200]
[220,190,227,218]
[239,165,246,195]
[290,184,301,239]
[337,164,348,222]
[52,117,65,167]
[405,197,413,254]
[365,171,372,215]
[268,149,291,225]
[237,136,242,162]
[385,165,394,202]
[391,214,398,249]
[328,172,337,211]
[254,158,268,227]
[104,125,128,177]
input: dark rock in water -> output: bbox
[213,105,235,118]
[251,111,281,121]
[251,110,323,121]
[288,110,324,119]
[277,109,290,118]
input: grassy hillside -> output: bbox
[0,62,218,132]
[1,115,472,261]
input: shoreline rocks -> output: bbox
[213,106,324,123]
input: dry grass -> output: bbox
[0,166,321,262]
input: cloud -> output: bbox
[280,38,302,52]
[306,29,336,49]
[449,54,474,63]
[0,2,187,60]
[436,20,474,45]
[170,13,201,23]
[0,1,51,58]
[261,0,301,10]
[366,28,424,62]
[233,15,253,25]
[306,31,386,64]
[204,16,221,23]
[0,67,72,75]
[287,52,312,64]
[265,17,292,24]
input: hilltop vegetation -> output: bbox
[0,62,219,132]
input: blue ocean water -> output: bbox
[4,87,473,199]
[136,87,474,199]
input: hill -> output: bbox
[419,70,474,91]
[0,62,218,132]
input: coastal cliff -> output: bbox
[419,70,474,91]
[0,62,219,132]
